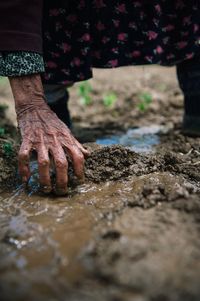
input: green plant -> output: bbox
[137,92,153,112]
[103,93,117,107]
[0,128,5,136]
[3,142,13,157]
[78,81,93,106]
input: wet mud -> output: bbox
[0,67,200,301]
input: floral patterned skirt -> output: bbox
[42,0,200,85]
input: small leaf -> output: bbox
[103,93,117,107]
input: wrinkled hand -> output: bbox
[17,104,89,194]
[9,74,89,195]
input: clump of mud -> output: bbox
[82,172,200,301]
[0,107,18,188]
[85,145,163,183]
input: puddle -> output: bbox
[0,168,200,300]
[96,125,168,153]
[0,177,128,300]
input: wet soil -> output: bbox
[0,67,200,301]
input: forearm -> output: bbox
[9,74,49,123]
[9,74,44,105]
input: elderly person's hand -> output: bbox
[9,74,89,195]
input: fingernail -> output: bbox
[55,187,68,196]
[40,185,52,194]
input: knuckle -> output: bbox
[55,158,67,169]
[75,152,84,164]
[38,158,50,167]
[18,151,29,162]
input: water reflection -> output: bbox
[96,125,168,153]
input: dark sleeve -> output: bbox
[0,0,43,53]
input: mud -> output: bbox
[0,105,18,189]
[0,67,200,301]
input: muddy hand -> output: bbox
[9,74,89,195]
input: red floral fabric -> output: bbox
[42,0,200,85]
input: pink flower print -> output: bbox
[118,33,127,42]
[194,24,199,33]
[164,24,175,32]
[147,31,158,40]
[81,33,91,42]
[186,53,194,60]
[108,60,118,67]
[96,21,105,31]
[177,41,187,49]
[134,2,142,8]
[67,14,77,23]
[111,48,119,54]
[131,51,141,58]
[94,0,106,9]
[102,36,110,44]
[116,4,127,14]
[167,53,175,60]
[183,16,191,26]
[51,52,60,58]
[73,58,81,67]
[47,61,57,68]
[61,43,71,53]
[128,22,137,30]
[155,4,162,14]
[49,9,59,17]
[156,46,164,54]
[113,19,120,28]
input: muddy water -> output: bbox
[96,125,169,153]
[1,164,200,301]
[0,171,130,301]
[1,132,200,301]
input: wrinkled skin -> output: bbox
[9,74,89,195]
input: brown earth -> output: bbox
[0,66,200,301]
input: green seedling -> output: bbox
[0,128,5,136]
[78,81,93,106]
[137,92,153,112]
[103,93,117,107]
[3,142,13,157]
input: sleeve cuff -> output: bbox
[0,51,45,77]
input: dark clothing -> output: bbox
[0,1,200,84]
[42,0,200,84]
[0,0,43,53]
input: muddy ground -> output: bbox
[0,66,200,301]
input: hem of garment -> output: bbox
[0,31,42,53]
[42,50,200,85]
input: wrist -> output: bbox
[9,74,46,107]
